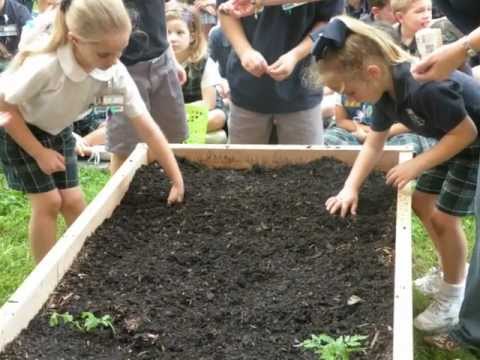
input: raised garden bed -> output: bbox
[0,145,413,360]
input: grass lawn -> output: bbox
[0,167,478,359]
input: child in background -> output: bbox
[316,16,480,333]
[391,0,463,57]
[324,94,437,154]
[166,2,228,144]
[362,0,396,24]
[107,0,189,173]
[0,0,31,70]
[0,0,184,263]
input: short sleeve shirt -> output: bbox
[338,95,374,125]
[121,0,169,66]
[372,62,480,139]
[0,44,148,135]
[217,0,344,114]
[0,0,31,54]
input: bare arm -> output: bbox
[1,100,65,174]
[130,113,184,204]
[412,27,480,81]
[386,116,477,189]
[325,130,389,217]
[219,12,268,77]
[387,123,411,138]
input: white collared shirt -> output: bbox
[0,43,148,135]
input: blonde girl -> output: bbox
[317,16,480,334]
[166,2,227,144]
[0,0,184,263]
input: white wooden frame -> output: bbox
[0,144,413,360]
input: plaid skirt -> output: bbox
[0,125,79,193]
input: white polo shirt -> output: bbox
[0,43,148,135]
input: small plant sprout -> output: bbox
[298,333,368,360]
[81,312,116,334]
[49,311,116,335]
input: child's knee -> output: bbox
[30,192,63,216]
[430,210,460,234]
[61,191,86,212]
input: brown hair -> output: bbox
[165,2,207,64]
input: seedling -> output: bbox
[49,311,116,335]
[298,333,368,360]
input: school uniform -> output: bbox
[0,44,147,193]
[324,94,437,153]
[218,0,343,144]
[107,0,188,155]
[372,61,480,216]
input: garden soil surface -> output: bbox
[1,158,397,360]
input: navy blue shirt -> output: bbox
[218,0,344,114]
[372,62,480,139]
[0,0,30,54]
[434,0,480,34]
[208,25,231,78]
[122,0,169,66]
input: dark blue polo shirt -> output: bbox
[121,0,169,66]
[218,0,344,114]
[0,0,30,54]
[372,62,480,139]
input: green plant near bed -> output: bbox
[49,311,116,334]
[299,334,367,360]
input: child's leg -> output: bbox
[207,109,226,132]
[412,190,442,257]
[58,186,86,226]
[27,190,62,263]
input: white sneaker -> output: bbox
[414,263,469,297]
[414,291,463,333]
[414,267,443,296]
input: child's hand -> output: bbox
[325,187,359,217]
[267,52,297,81]
[240,49,268,78]
[36,148,65,175]
[385,160,420,190]
[167,182,185,205]
[73,132,90,157]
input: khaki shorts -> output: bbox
[106,51,188,156]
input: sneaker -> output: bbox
[414,292,463,333]
[414,263,470,297]
[414,267,443,296]
[424,333,461,351]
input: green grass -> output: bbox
[0,166,109,305]
[413,215,477,360]
[0,170,478,359]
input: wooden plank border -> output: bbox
[0,144,413,360]
[0,144,148,351]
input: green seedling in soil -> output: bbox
[49,311,115,335]
[299,333,368,360]
[81,312,115,334]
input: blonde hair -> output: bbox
[165,2,207,64]
[391,0,424,13]
[310,16,413,87]
[9,0,131,70]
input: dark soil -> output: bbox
[1,157,396,360]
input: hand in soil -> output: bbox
[325,187,358,217]
[167,182,184,205]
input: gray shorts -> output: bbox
[228,102,323,145]
[106,51,188,156]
